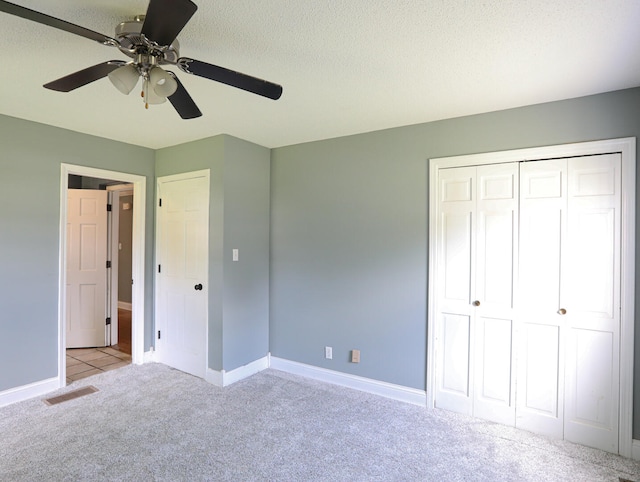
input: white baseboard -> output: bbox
[117,301,132,311]
[224,356,270,386]
[0,377,60,408]
[269,357,427,407]
[632,439,640,461]
[206,355,270,388]
[143,349,155,364]
[205,368,224,387]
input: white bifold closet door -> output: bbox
[434,162,519,426]
[518,154,621,453]
[434,154,621,454]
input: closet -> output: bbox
[430,146,627,455]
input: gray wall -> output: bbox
[270,135,427,388]
[0,114,155,391]
[155,134,270,372]
[269,87,640,435]
[221,136,271,370]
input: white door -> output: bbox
[473,163,518,425]
[517,159,567,438]
[435,166,475,415]
[518,154,621,453]
[564,154,621,453]
[66,189,108,348]
[156,171,209,378]
[434,163,518,425]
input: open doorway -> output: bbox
[58,164,146,387]
[64,177,134,382]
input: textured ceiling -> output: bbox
[1,0,639,149]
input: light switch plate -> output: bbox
[325,346,332,359]
[232,249,239,261]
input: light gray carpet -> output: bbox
[1,363,639,481]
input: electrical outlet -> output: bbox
[325,346,333,359]
[351,349,360,363]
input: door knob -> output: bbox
[472,300,481,307]
[557,308,567,315]
[194,283,203,291]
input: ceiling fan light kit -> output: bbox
[150,67,177,97]
[0,0,283,119]
[108,64,139,95]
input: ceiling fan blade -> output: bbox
[44,61,127,92]
[141,0,197,47]
[177,58,283,100]
[166,72,202,119]
[0,1,117,45]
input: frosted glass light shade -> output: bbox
[108,64,139,95]
[142,78,167,105]
[146,86,167,104]
[149,67,178,97]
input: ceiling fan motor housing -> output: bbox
[115,16,180,65]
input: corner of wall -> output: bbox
[206,355,270,388]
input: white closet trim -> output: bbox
[427,137,636,457]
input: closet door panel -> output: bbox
[516,159,566,438]
[519,209,562,314]
[435,167,475,415]
[474,316,514,424]
[473,164,518,425]
[478,211,514,307]
[521,323,561,415]
[569,208,615,316]
[476,168,517,311]
[442,211,472,305]
[564,154,621,453]
[569,329,614,423]
[440,313,471,395]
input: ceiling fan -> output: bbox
[0,0,283,119]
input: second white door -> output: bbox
[156,171,210,378]
[518,154,621,453]
[67,189,108,348]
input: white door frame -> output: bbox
[427,137,636,457]
[58,164,146,385]
[106,184,134,345]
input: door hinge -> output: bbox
[106,260,112,269]
[106,317,111,326]
[157,330,161,340]
[107,203,112,212]
[158,264,161,273]
[159,198,162,207]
